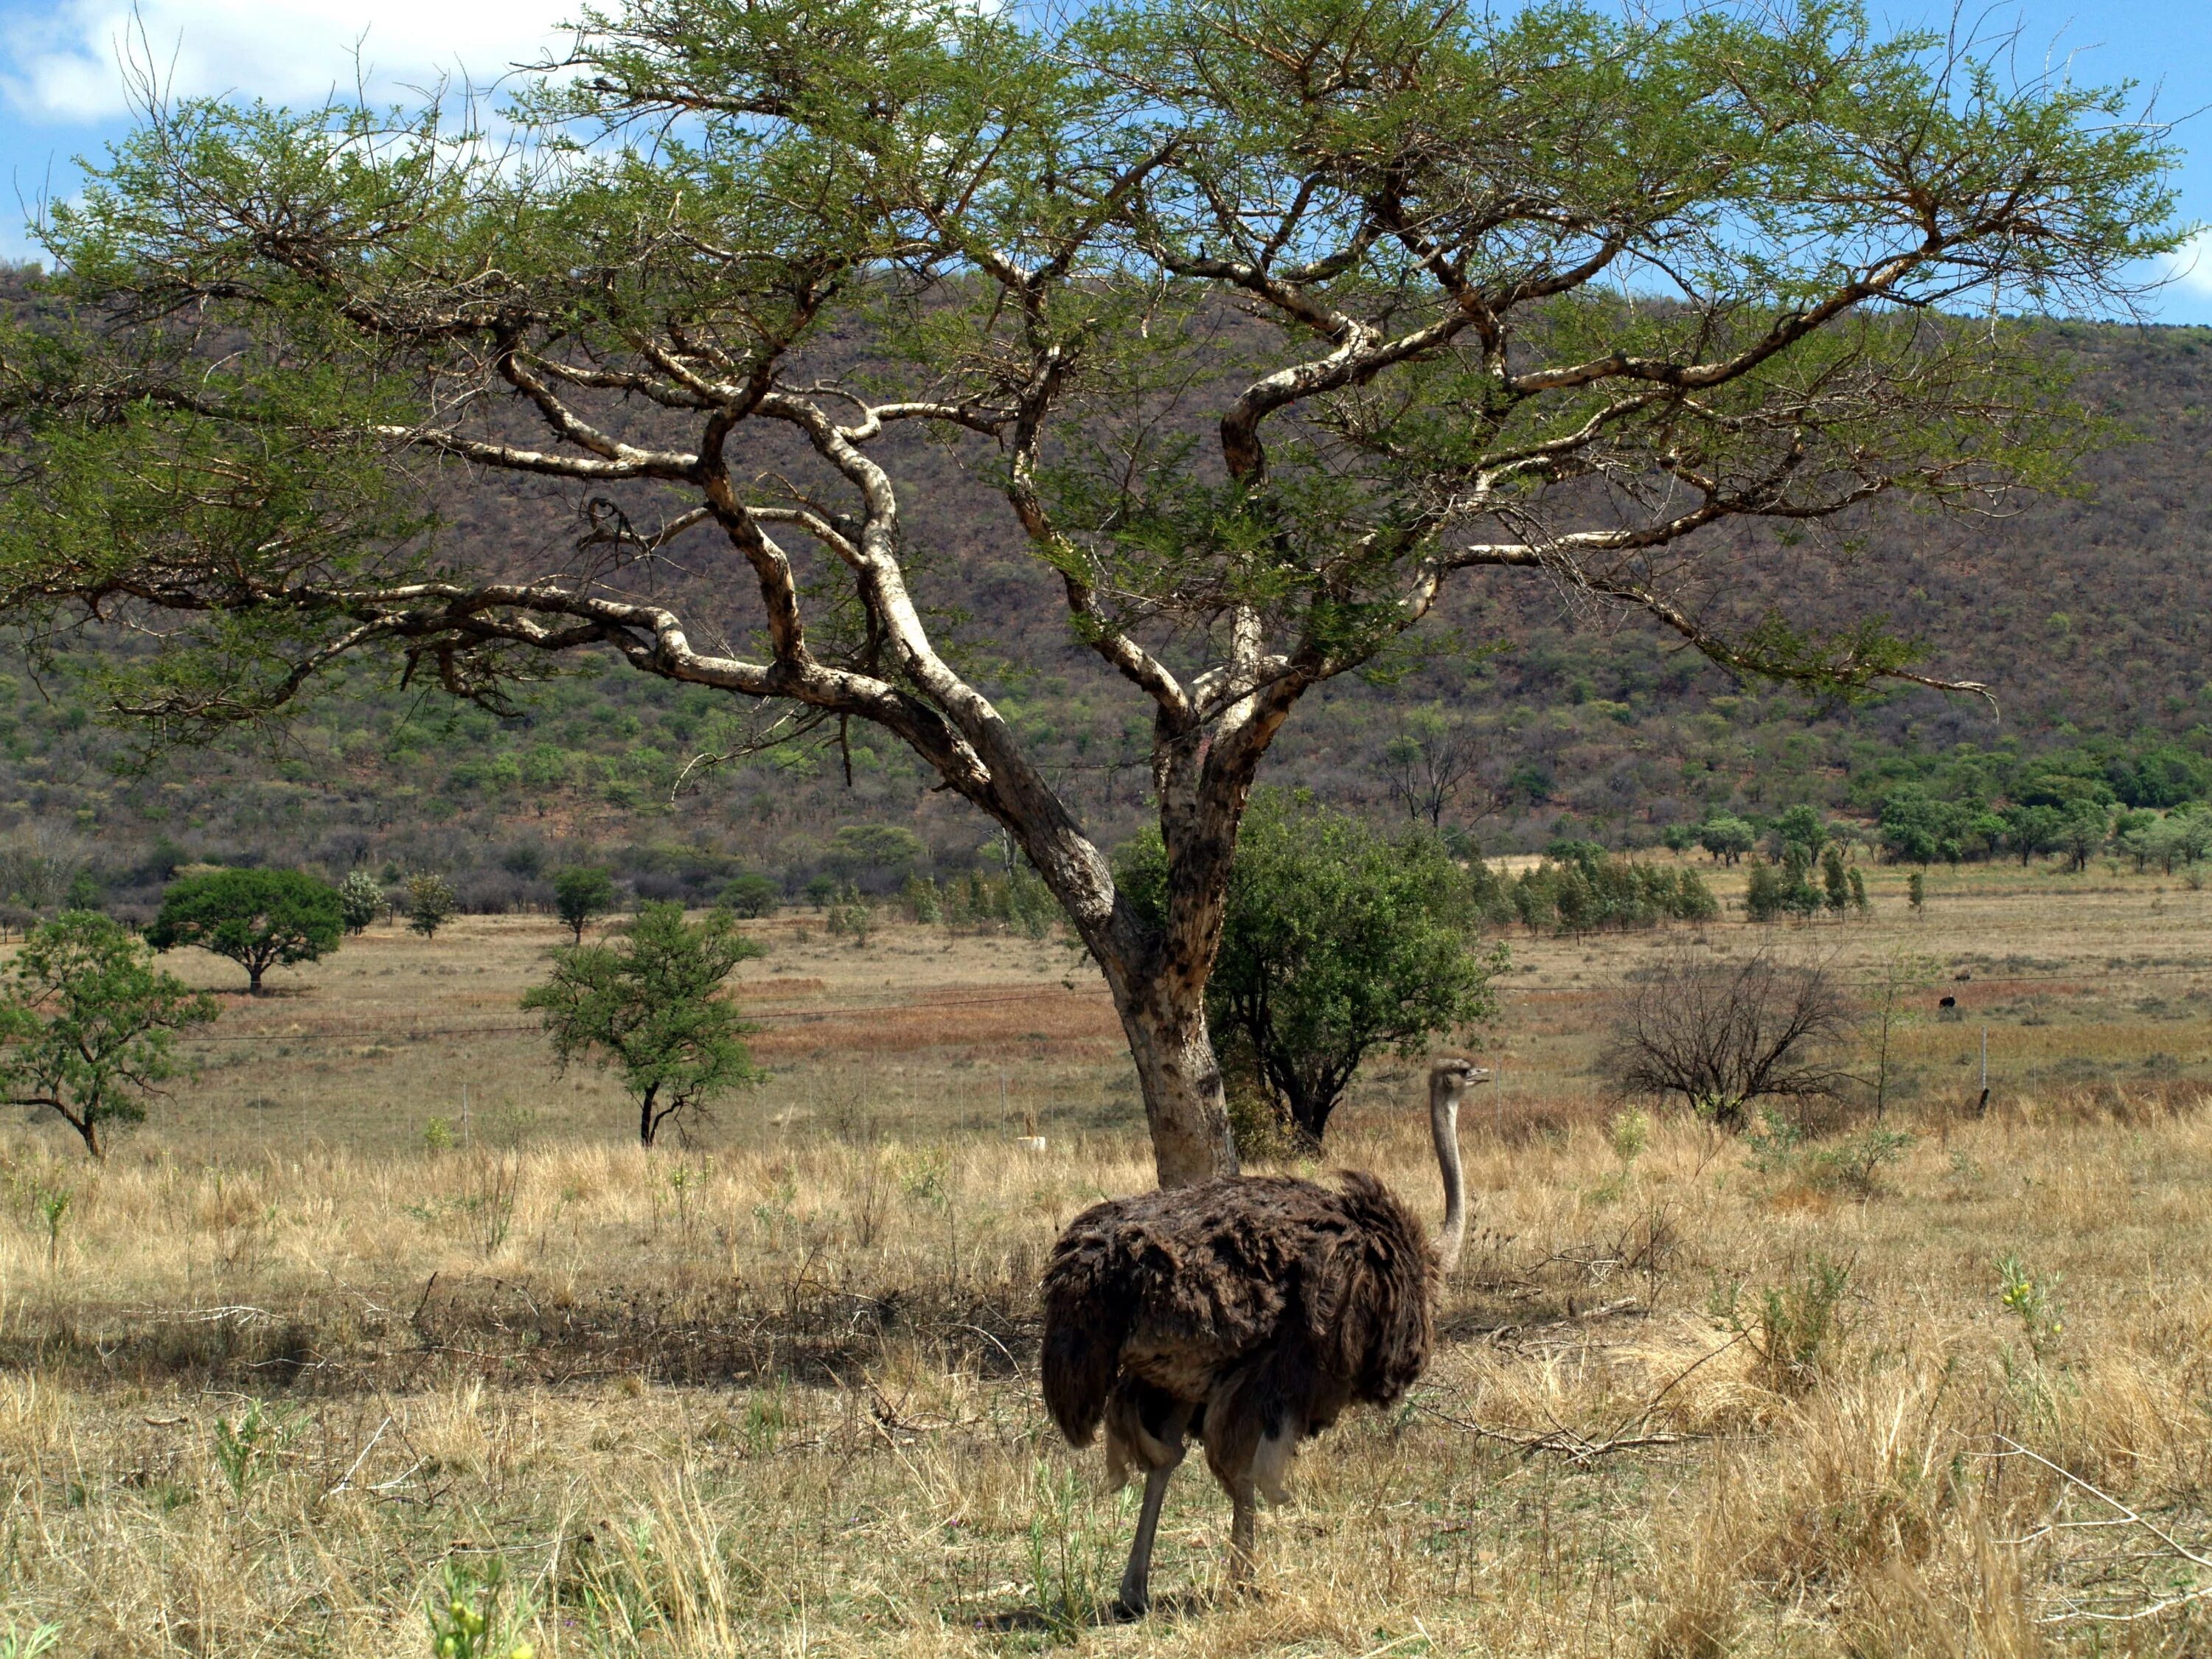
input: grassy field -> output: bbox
[2,858,2211,1656]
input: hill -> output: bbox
[1,267,2208,916]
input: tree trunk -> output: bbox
[80,1115,103,1160]
[248,962,265,995]
[1112,977,1238,1187]
[639,1085,658,1147]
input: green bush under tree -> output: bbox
[1119,793,1500,1144]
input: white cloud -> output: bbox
[1,0,572,123]
[2160,230,2212,301]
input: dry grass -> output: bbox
[1,867,2211,1655]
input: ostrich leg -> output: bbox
[1225,1479,1258,1593]
[1114,1464,1176,1616]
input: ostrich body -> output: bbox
[1040,1057,1485,1613]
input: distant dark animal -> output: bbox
[1939,995,1958,1009]
[1040,1057,1484,1613]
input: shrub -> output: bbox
[1118,792,1499,1141]
[521,901,762,1146]
[1604,947,1851,1132]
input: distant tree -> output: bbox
[0,911,219,1158]
[823,825,928,891]
[2004,804,2066,867]
[62,869,102,912]
[1821,847,1850,915]
[1379,706,1501,830]
[721,872,781,919]
[553,866,617,944]
[1907,872,1926,914]
[522,902,762,1146]
[405,874,457,939]
[1697,817,1757,867]
[1604,947,1851,1133]
[146,868,344,994]
[1771,805,1829,863]
[2056,802,2110,873]
[1848,867,1870,914]
[1119,794,1499,1144]
[1745,860,1788,923]
[337,870,383,934]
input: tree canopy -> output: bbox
[145,868,345,993]
[521,901,762,1145]
[0,911,219,1157]
[0,0,2178,1183]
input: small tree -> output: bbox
[405,874,457,939]
[722,873,780,919]
[145,868,345,994]
[1604,947,1851,1133]
[1821,847,1851,916]
[522,902,762,1146]
[1119,793,1499,1144]
[1698,817,1758,867]
[337,870,383,935]
[0,911,219,1158]
[1378,706,1501,830]
[552,867,616,944]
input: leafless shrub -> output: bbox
[1604,947,1852,1132]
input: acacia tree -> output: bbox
[0,911,220,1158]
[146,868,345,993]
[0,0,2175,1183]
[522,901,762,1145]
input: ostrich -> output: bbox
[1040,1056,1487,1614]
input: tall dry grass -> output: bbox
[6,1088,2212,1654]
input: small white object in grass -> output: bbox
[1014,1136,1048,1153]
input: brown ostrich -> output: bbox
[1040,1056,1486,1614]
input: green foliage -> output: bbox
[425,1555,535,1659]
[1996,1253,2065,1359]
[1712,1253,1854,1396]
[899,874,942,923]
[720,872,780,918]
[1907,872,1926,912]
[1696,815,1758,866]
[0,911,218,1158]
[521,902,762,1146]
[1119,793,1500,1141]
[406,874,457,939]
[823,825,927,887]
[1511,844,1717,934]
[145,868,344,992]
[212,1399,300,1499]
[0,1623,61,1659]
[824,884,874,945]
[552,866,616,943]
[337,869,383,934]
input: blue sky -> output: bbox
[1,0,2209,321]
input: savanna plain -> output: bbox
[3,860,2211,1658]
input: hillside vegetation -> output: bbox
[3,254,2208,911]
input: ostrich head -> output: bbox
[1427,1057,1489,1276]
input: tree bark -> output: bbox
[247,961,265,995]
[639,1085,658,1148]
[1111,975,1237,1187]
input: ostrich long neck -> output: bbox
[1431,1074,1468,1276]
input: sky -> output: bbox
[0,0,2209,321]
